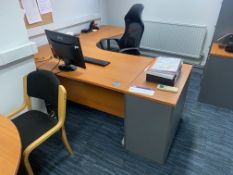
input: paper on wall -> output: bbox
[37,0,53,14]
[21,0,42,24]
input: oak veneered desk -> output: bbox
[36,26,154,117]
[210,43,233,59]
[0,115,21,175]
[35,26,192,164]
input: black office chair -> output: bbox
[100,4,144,55]
[6,70,73,175]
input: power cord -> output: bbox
[36,56,54,69]
[50,58,61,72]
[35,56,53,63]
[54,70,62,75]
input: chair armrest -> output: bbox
[100,38,120,50]
[103,34,122,42]
[120,47,141,55]
[120,47,140,52]
[6,102,27,119]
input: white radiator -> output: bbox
[141,21,207,59]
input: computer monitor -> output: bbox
[45,30,86,71]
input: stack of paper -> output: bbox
[146,57,182,86]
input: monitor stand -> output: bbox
[58,64,76,71]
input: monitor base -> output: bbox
[58,64,76,71]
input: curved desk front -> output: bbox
[35,26,192,164]
[0,115,21,175]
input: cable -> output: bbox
[36,57,63,74]
[35,56,53,63]
[50,58,61,72]
[54,70,62,75]
[36,56,54,69]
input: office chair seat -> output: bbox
[12,110,57,150]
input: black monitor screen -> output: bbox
[45,30,86,71]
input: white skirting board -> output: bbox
[0,42,37,66]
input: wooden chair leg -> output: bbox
[61,126,73,155]
[23,152,34,175]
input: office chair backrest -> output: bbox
[118,4,144,49]
[27,70,60,109]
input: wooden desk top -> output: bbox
[0,115,21,175]
[128,61,192,106]
[210,43,233,59]
[35,26,192,106]
[36,26,153,93]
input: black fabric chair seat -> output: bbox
[12,110,57,150]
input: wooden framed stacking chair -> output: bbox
[6,70,73,175]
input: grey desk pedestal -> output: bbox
[199,56,233,110]
[125,82,189,164]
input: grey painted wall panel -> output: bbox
[199,56,233,110]
[213,0,233,41]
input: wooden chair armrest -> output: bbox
[6,102,27,119]
[23,121,64,175]
[24,121,63,154]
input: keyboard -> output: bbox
[84,57,110,66]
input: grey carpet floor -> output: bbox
[29,70,233,175]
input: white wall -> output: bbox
[0,0,36,115]
[51,0,100,22]
[29,0,102,46]
[0,0,102,115]
[100,0,108,25]
[103,0,223,65]
[0,1,29,51]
